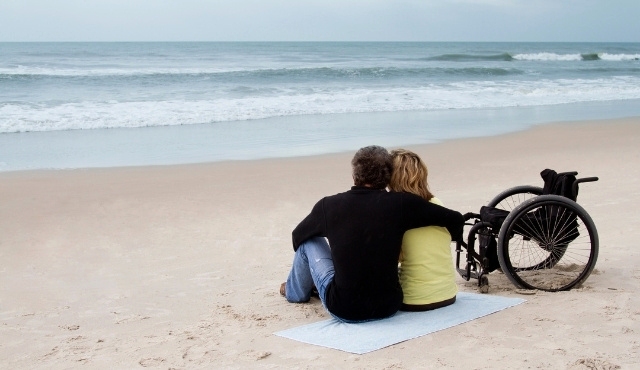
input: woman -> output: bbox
[389,149,458,311]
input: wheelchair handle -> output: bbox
[573,176,599,197]
[576,176,599,184]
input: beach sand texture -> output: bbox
[1,117,639,369]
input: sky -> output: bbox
[0,0,639,42]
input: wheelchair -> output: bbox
[456,169,599,292]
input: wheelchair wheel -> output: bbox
[487,185,543,211]
[497,195,599,291]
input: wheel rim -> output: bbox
[488,185,543,211]
[498,196,598,291]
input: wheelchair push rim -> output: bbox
[497,195,599,292]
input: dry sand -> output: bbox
[1,117,639,369]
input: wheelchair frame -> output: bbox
[455,171,599,292]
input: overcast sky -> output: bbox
[1,0,638,42]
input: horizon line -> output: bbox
[1,40,639,43]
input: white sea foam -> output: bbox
[3,76,640,133]
[0,65,247,76]
[598,53,640,61]
[512,52,640,61]
[512,53,584,61]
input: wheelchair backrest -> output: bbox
[540,169,578,201]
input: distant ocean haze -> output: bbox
[1,42,639,171]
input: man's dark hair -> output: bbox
[351,145,393,189]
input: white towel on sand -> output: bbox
[274,292,525,354]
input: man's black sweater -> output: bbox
[292,186,464,321]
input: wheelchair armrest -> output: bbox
[463,212,481,221]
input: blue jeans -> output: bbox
[285,237,334,305]
[285,237,386,323]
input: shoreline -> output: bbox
[2,99,640,173]
[1,116,639,369]
[0,115,637,177]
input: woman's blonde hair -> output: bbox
[389,149,434,201]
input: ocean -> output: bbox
[1,42,639,171]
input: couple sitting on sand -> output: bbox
[280,145,465,323]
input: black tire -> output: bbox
[487,185,543,210]
[497,195,599,291]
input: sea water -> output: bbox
[1,42,639,171]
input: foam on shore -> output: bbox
[2,99,640,172]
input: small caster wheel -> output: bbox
[478,275,489,294]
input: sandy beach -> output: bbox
[1,117,639,369]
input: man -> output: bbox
[281,145,464,322]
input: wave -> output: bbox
[423,52,640,62]
[0,65,236,77]
[5,63,638,83]
[599,53,640,61]
[0,66,525,80]
[513,52,640,61]
[512,53,582,61]
[2,52,637,78]
[581,53,601,61]
[424,53,514,62]
[3,76,640,133]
